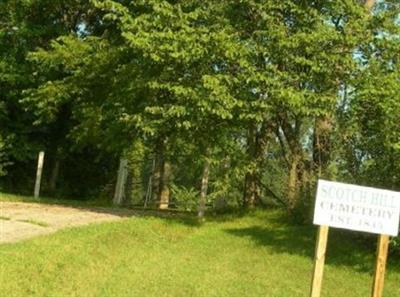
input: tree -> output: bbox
[338,0,400,189]
[11,0,400,219]
[0,0,114,195]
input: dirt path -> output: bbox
[0,202,135,244]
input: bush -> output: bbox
[171,185,199,212]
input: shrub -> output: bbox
[171,185,199,212]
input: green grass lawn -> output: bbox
[1,198,399,296]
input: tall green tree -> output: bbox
[18,0,400,216]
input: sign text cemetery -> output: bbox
[310,180,400,297]
[314,180,400,236]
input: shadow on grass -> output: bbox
[224,225,400,274]
[3,192,400,274]
[1,192,205,227]
[1,190,287,224]
[0,191,111,207]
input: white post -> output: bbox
[113,158,128,205]
[34,151,45,198]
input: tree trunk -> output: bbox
[49,158,60,194]
[313,116,333,178]
[287,154,300,212]
[198,158,210,218]
[151,137,171,210]
[152,137,165,206]
[152,136,171,210]
[243,172,260,208]
[129,140,145,205]
[152,159,161,204]
[243,122,271,208]
[243,124,260,208]
[278,116,305,214]
[159,161,171,209]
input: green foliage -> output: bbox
[336,2,400,190]
[0,135,8,177]
[1,0,400,222]
[171,184,199,212]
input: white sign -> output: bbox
[314,180,400,236]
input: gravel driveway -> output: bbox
[0,202,134,244]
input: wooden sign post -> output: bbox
[310,180,400,297]
[310,225,329,297]
[371,234,390,297]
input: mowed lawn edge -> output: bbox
[1,203,399,297]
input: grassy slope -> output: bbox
[0,198,399,296]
